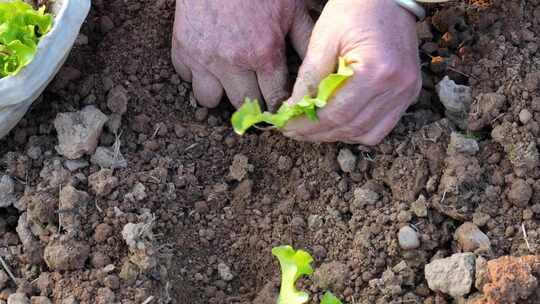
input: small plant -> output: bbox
[0,0,53,78]
[272,245,345,304]
[231,57,354,135]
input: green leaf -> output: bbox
[230,57,354,135]
[272,245,314,304]
[0,0,53,79]
[320,291,343,304]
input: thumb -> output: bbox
[287,33,339,104]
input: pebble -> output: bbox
[337,149,357,173]
[436,76,472,129]
[519,109,533,124]
[424,253,475,298]
[411,195,428,217]
[26,146,42,160]
[89,169,119,197]
[472,212,490,227]
[508,179,533,207]
[64,159,89,172]
[398,226,420,250]
[454,222,491,253]
[29,297,51,304]
[0,175,16,208]
[107,85,129,115]
[90,146,127,169]
[313,262,349,291]
[7,293,29,304]
[217,263,234,282]
[397,211,412,223]
[195,108,208,122]
[352,187,380,208]
[447,132,479,155]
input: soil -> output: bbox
[1,0,540,304]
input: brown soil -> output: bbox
[1,0,540,304]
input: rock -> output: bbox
[90,146,127,169]
[411,195,428,217]
[125,183,146,202]
[217,263,234,282]
[481,256,538,303]
[447,132,479,155]
[106,85,128,115]
[436,76,472,129]
[397,211,412,223]
[26,191,56,226]
[337,149,357,173]
[475,256,489,291]
[508,179,532,207]
[424,253,475,298]
[54,106,108,159]
[96,287,115,304]
[369,268,403,296]
[43,237,90,271]
[26,146,42,160]
[352,187,380,208]
[30,297,51,304]
[228,154,252,181]
[122,212,157,271]
[94,223,113,243]
[103,275,120,290]
[472,212,490,227]
[398,226,420,250]
[0,270,8,290]
[63,160,89,172]
[454,222,491,253]
[59,185,89,235]
[38,159,70,189]
[100,16,114,33]
[0,175,17,208]
[61,296,78,304]
[313,262,349,292]
[88,169,118,196]
[119,261,138,285]
[7,293,29,304]
[307,214,323,230]
[277,156,293,172]
[519,109,533,124]
[16,213,44,264]
[91,252,112,269]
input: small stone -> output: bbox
[436,76,472,129]
[352,187,380,208]
[411,195,428,217]
[107,85,128,115]
[61,296,78,304]
[277,156,293,171]
[337,149,357,173]
[100,16,114,33]
[313,262,349,291]
[7,293,29,304]
[74,33,88,46]
[217,263,234,282]
[307,214,323,230]
[397,210,412,223]
[43,238,90,271]
[424,253,475,298]
[103,275,120,290]
[454,222,491,253]
[447,132,479,155]
[96,287,114,304]
[26,146,42,160]
[30,296,51,304]
[94,224,113,243]
[90,146,127,169]
[88,169,118,196]
[472,212,490,227]
[508,179,533,207]
[125,183,146,202]
[228,154,251,182]
[475,256,489,291]
[54,106,108,159]
[519,109,533,124]
[63,160,89,172]
[398,226,420,250]
[0,175,17,208]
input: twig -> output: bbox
[141,296,155,304]
[522,223,532,252]
[0,255,17,285]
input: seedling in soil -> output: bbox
[272,245,345,304]
[231,57,354,135]
[0,0,53,78]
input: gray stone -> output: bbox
[64,159,89,172]
[90,146,127,169]
[7,293,30,304]
[337,149,357,173]
[425,253,475,298]
[125,183,146,202]
[519,109,533,124]
[107,85,128,115]
[398,226,420,250]
[454,222,491,253]
[436,76,472,129]
[217,263,234,282]
[0,175,16,208]
[352,187,380,208]
[447,132,479,155]
[54,106,108,159]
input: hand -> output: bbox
[283,0,422,145]
[171,0,314,111]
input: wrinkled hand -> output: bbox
[171,0,313,111]
[283,0,422,145]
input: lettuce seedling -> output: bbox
[0,0,53,78]
[272,245,314,304]
[320,291,343,304]
[231,57,354,135]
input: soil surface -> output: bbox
[1,0,540,304]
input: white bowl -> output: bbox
[0,0,91,139]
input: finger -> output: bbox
[348,106,406,145]
[171,37,193,82]
[191,67,224,108]
[256,49,289,112]
[289,3,315,59]
[217,68,263,108]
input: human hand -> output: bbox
[283,0,422,145]
[171,0,313,111]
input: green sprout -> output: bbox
[231,57,354,135]
[0,0,54,78]
[320,291,343,304]
[272,245,314,304]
